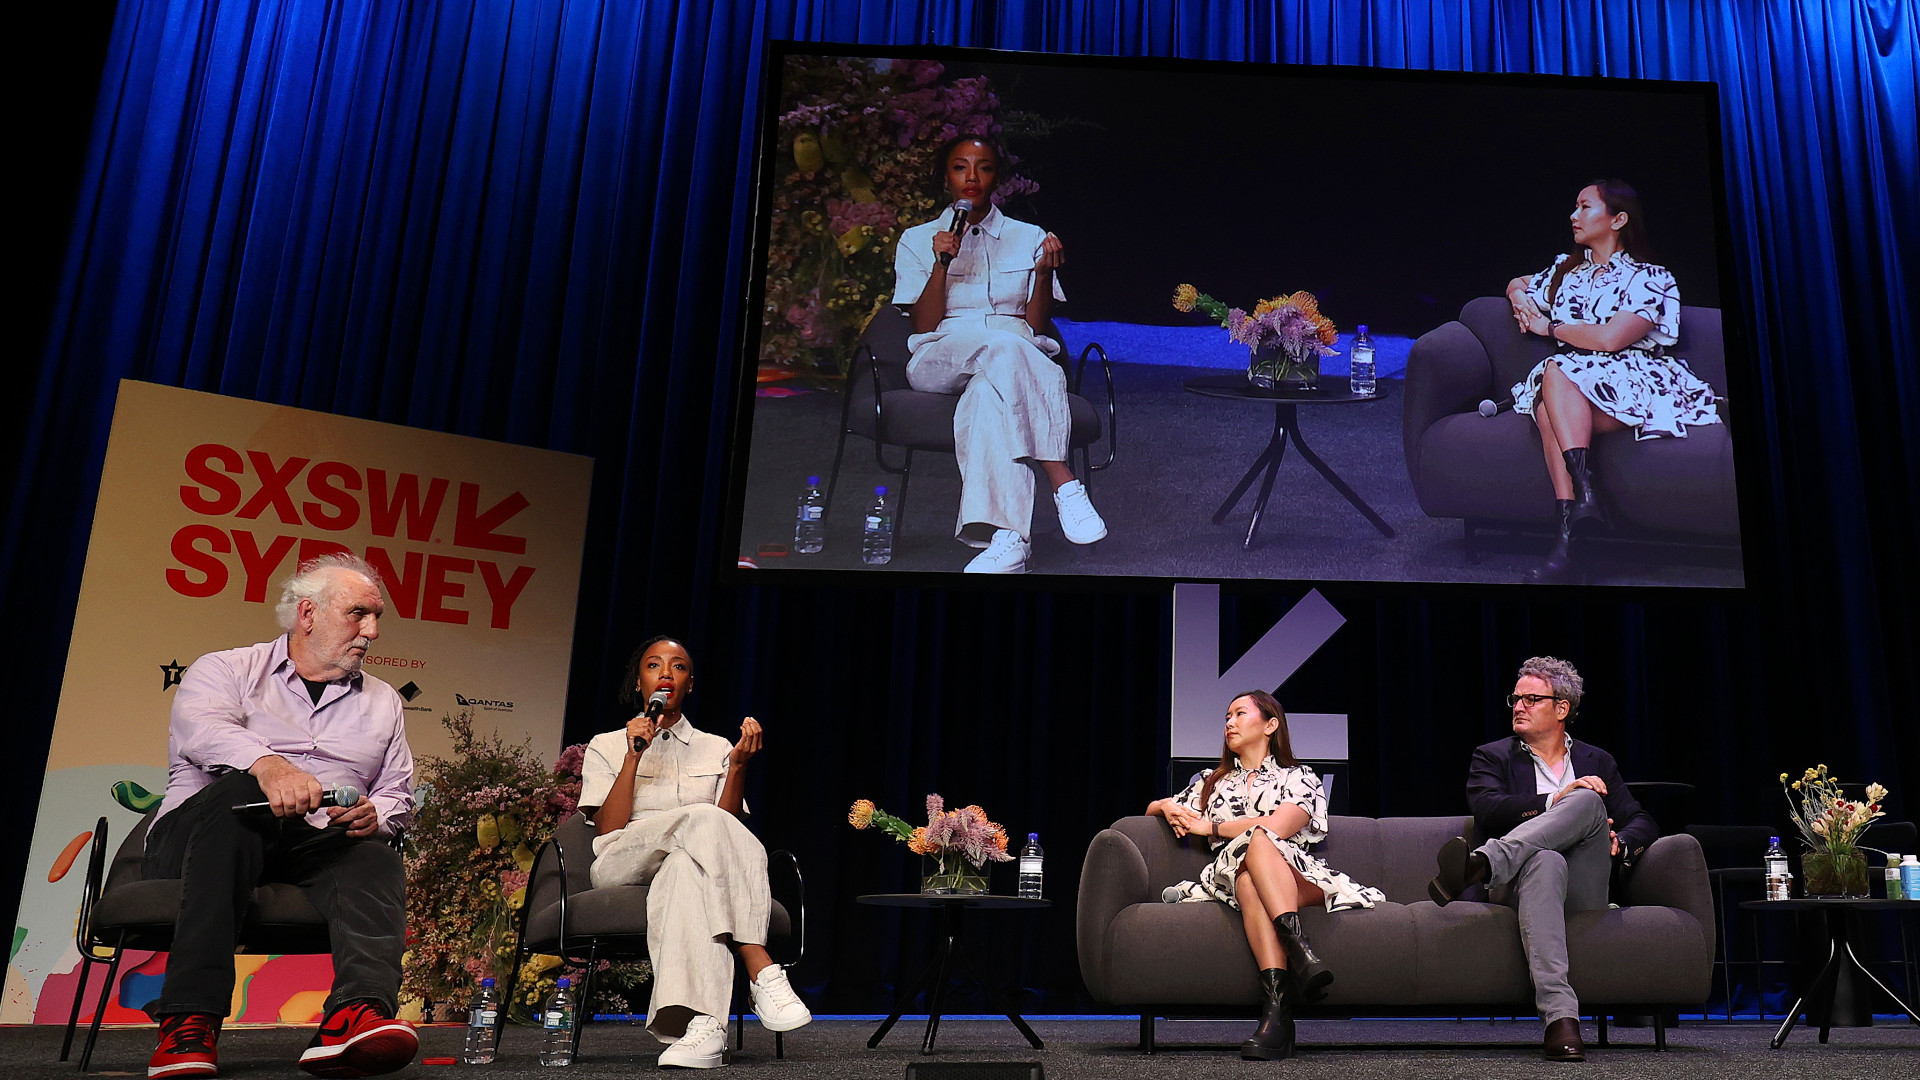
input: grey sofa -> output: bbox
[1403,296,1739,542]
[1077,814,1714,1049]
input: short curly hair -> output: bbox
[1517,656,1584,720]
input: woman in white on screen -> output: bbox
[1148,691,1384,1060]
[576,636,809,1069]
[890,135,1107,574]
[1504,179,1721,582]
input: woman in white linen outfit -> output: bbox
[890,135,1108,574]
[1148,690,1384,1060]
[1503,179,1722,582]
[577,636,810,1069]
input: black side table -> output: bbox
[857,893,1050,1053]
[1181,374,1395,549]
[1740,898,1920,1047]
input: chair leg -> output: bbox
[894,451,913,538]
[78,935,126,1072]
[775,1030,784,1060]
[1655,1011,1668,1051]
[570,943,600,1061]
[824,414,853,519]
[1595,1012,1609,1047]
[60,954,94,1061]
[1138,1013,1155,1054]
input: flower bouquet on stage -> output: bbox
[850,794,1014,894]
[1174,284,1339,390]
[1779,764,1888,897]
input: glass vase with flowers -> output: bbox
[1779,765,1888,897]
[849,794,1014,895]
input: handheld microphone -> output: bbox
[939,198,974,266]
[634,687,672,751]
[1478,396,1514,418]
[232,784,362,812]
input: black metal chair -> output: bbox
[1687,823,1782,1020]
[60,811,346,1071]
[824,305,1117,541]
[505,812,805,1061]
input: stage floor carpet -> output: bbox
[8,1016,1914,1078]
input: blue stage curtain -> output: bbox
[9,0,1917,1008]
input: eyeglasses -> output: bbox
[1506,693,1562,708]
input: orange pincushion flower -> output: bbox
[989,825,1010,854]
[1172,284,1199,312]
[848,799,875,828]
[907,826,935,855]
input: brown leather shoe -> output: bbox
[1427,837,1490,905]
[1543,1017,1586,1062]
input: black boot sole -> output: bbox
[1240,1040,1297,1060]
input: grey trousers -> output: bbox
[1479,787,1611,1024]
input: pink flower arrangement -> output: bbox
[848,793,1013,868]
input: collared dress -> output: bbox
[580,718,768,1043]
[1510,251,1722,440]
[892,203,1072,546]
[1161,757,1385,913]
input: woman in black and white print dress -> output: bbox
[1504,179,1721,582]
[1147,691,1384,1060]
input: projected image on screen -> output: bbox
[727,46,1746,588]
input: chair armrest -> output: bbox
[1073,341,1118,472]
[1402,320,1496,485]
[75,816,110,953]
[1623,833,1715,956]
[1076,827,1150,1003]
[768,848,805,969]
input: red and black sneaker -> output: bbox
[149,1013,220,1078]
[297,1001,419,1078]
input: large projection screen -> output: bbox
[724,44,1751,590]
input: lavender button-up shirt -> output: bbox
[153,635,415,840]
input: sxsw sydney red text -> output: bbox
[165,444,537,629]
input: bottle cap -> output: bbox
[1357,324,1369,334]
[1029,832,1039,842]
[806,475,821,485]
[1769,836,1779,845]
[876,485,888,496]
[557,977,571,988]
[481,977,496,986]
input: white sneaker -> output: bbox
[963,530,1030,574]
[1053,479,1108,544]
[748,965,812,1032]
[658,1014,727,1069]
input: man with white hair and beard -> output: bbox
[143,554,418,1079]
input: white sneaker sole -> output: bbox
[755,1007,813,1033]
[658,1047,726,1068]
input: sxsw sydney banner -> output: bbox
[6,381,591,1024]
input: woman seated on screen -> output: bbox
[1148,691,1384,1061]
[889,134,1107,575]
[1504,178,1722,582]
[577,636,810,1069]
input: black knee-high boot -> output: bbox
[1528,500,1577,583]
[1562,447,1608,534]
[1239,967,1297,1060]
[1274,911,1333,1003]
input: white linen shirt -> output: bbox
[892,203,1066,314]
[579,717,741,857]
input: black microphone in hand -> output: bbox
[232,784,362,812]
[634,688,672,751]
[938,198,974,266]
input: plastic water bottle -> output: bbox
[1763,836,1791,901]
[860,486,893,565]
[463,977,501,1064]
[539,977,576,1066]
[1886,855,1906,901]
[1901,855,1920,900]
[1018,833,1044,899]
[1349,325,1377,396]
[793,476,826,554]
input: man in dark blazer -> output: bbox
[1428,656,1657,1063]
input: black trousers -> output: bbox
[142,770,405,1020]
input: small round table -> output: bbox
[1181,374,1396,549]
[1739,898,1920,1047]
[856,893,1050,1054]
